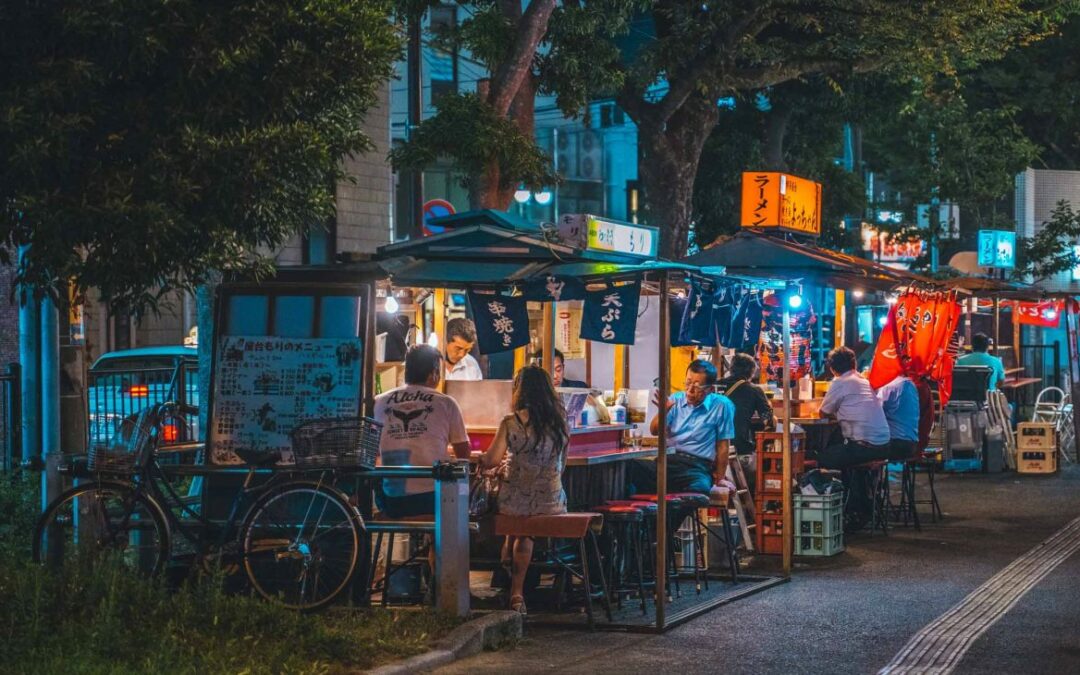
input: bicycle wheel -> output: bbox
[33,482,171,575]
[240,482,363,611]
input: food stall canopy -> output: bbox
[378,209,657,265]
[684,231,935,291]
[942,276,1048,300]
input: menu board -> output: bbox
[211,336,362,464]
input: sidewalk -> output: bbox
[437,465,1080,674]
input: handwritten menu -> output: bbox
[211,336,362,465]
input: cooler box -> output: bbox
[1016,422,1057,474]
[944,402,985,461]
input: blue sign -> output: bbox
[978,230,1015,269]
[580,282,641,345]
[467,291,530,354]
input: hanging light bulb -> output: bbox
[878,315,889,327]
[533,190,553,205]
[384,294,399,314]
[427,332,440,348]
[886,294,899,305]
[852,289,865,299]
[513,188,531,204]
[787,293,804,310]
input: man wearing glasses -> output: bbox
[629,360,735,497]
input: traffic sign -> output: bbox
[422,199,456,236]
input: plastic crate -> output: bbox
[794,492,844,539]
[943,458,982,473]
[797,532,844,557]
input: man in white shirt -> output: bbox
[444,317,483,381]
[374,345,471,518]
[817,346,891,469]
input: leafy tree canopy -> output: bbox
[1,0,400,312]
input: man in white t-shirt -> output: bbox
[374,344,471,517]
[444,317,483,381]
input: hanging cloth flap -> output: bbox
[759,293,816,382]
[678,277,717,345]
[467,290,531,354]
[669,295,696,347]
[521,275,586,302]
[1013,300,1063,327]
[580,281,641,345]
[713,285,734,347]
[729,289,765,353]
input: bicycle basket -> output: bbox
[88,407,156,473]
[290,417,382,469]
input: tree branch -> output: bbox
[487,0,556,116]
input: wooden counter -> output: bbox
[771,397,824,418]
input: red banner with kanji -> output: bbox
[1010,300,1063,327]
[868,290,962,405]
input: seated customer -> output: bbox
[956,332,1005,390]
[479,366,569,615]
[717,353,774,494]
[629,360,735,498]
[552,348,589,388]
[876,374,920,460]
[374,345,471,518]
[816,347,891,468]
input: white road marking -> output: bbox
[879,514,1080,674]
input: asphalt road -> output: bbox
[438,465,1080,674]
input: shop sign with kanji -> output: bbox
[740,171,822,236]
[467,290,530,353]
[580,281,641,345]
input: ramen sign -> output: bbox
[740,172,822,236]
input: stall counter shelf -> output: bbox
[467,424,643,466]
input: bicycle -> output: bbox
[33,402,381,612]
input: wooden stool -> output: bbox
[595,504,648,614]
[493,513,611,629]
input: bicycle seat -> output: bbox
[234,448,282,467]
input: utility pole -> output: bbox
[407,6,425,239]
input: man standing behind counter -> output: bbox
[444,317,483,381]
[629,360,735,498]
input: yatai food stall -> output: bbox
[369,210,791,629]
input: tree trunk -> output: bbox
[633,95,719,258]
[470,76,538,210]
[763,101,793,170]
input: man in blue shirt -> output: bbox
[629,360,736,496]
[956,333,1005,390]
[877,375,921,460]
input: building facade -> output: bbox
[1015,168,1080,293]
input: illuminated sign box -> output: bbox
[557,214,658,259]
[977,230,1016,269]
[740,172,822,236]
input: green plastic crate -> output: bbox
[794,492,844,556]
[797,532,845,556]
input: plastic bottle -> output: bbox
[610,390,627,424]
[798,373,813,401]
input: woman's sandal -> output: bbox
[509,594,527,615]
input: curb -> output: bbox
[366,610,523,674]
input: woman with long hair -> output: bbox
[480,365,569,614]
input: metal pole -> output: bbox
[434,461,470,617]
[993,298,1001,355]
[17,247,40,477]
[655,275,670,629]
[6,363,21,472]
[41,296,62,510]
[781,301,793,575]
[407,7,425,239]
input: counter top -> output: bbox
[469,444,658,467]
[466,423,631,436]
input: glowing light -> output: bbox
[513,189,531,204]
[427,332,440,348]
[533,190,553,205]
[1046,308,1058,320]
[384,295,399,314]
[787,294,803,310]
[852,289,865,299]
[886,294,899,305]
[879,316,888,327]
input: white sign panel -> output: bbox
[211,336,362,464]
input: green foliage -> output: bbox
[1018,201,1080,278]
[0,0,400,313]
[390,93,558,193]
[0,477,457,674]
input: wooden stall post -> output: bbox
[781,300,793,576]
[834,289,846,348]
[542,301,556,375]
[614,345,629,392]
[434,289,447,391]
[993,297,1001,355]
[655,274,670,629]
